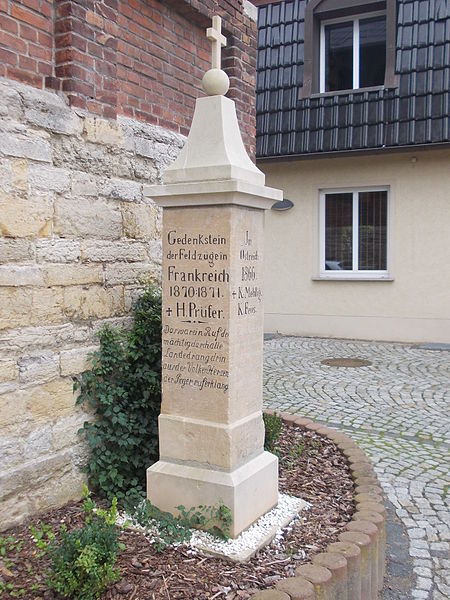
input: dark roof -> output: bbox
[256,0,450,159]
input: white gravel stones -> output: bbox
[118,494,310,563]
[190,494,310,562]
[263,336,450,600]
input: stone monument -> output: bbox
[145,16,283,538]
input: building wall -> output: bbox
[262,148,450,343]
[0,1,258,530]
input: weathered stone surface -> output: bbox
[0,359,18,383]
[0,389,28,429]
[18,351,59,384]
[23,89,83,136]
[84,117,124,146]
[104,262,158,286]
[44,264,103,286]
[72,171,97,196]
[0,436,23,470]
[0,133,52,162]
[124,285,148,311]
[60,346,97,376]
[0,459,86,531]
[0,265,44,286]
[31,287,65,324]
[81,240,147,263]
[54,197,122,239]
[0,239,35,262]
[0,288,32,329]
[28,164,71,193]
[0,191,53,237]
[0,323,92,353]
[63,285,123,320]
[0,80,23,120]
[52,413,91,451]
[24,425,52,460]
[36,239,81,263]
[25,378,76,421]
[52,135,134,178]
[11,159,28,192]
[101,177,142,202]
[121,202,160,239]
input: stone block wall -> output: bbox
[0,78,184,530]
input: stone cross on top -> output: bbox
[207,15,226,70]
[202,16,230,96]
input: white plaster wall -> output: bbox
[261,148,450,343]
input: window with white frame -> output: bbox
[319,188,388,277]
[320,13,386,93]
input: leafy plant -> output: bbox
[263,412,283,452]
[0,581,25,598]
[0,535,23,570]
[35,487,124,600]
[131,499,232,552]
[30,522,55,557]
[74,285,162,504]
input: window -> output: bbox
[319,188,388,277]
[301,0,397,98]
[320,14,386,92]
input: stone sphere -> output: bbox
[202,68,230,96]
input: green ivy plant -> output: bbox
[74,285,162,505]
[130,499,232,552]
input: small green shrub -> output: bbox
[37,488,124,600]
[74,285,162,504]
[263,412,283,452]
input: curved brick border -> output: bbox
[251,414,386,600]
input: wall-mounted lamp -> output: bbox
[271,198,294,211]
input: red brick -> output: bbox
[29,43,52,61]
[0,47,17,66]
[87,99,104,115]
[10,4,51,32]
[86,10,104,28]
[38,61,52,76]
[2,15,19,35]
[0,30,27,53]
[67,94,87,109]
[62,79,95,98]
[45,76,62,91]
[7,66,42,88]
[19,55,37,72]
[38,31,53,47]
[95,89,116,105]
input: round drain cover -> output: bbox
[321,358,372,368]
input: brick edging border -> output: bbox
[251,413,386,600]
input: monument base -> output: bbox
[146,451,278,538]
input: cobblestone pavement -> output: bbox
[263,336,450,600]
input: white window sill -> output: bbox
[312,275,394,282]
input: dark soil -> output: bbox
[0,424,355,599]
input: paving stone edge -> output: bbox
[251,413,386,600]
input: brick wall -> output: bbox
[0,0,53,87]
[0,0,257,154]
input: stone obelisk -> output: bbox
[145,16,282,538]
